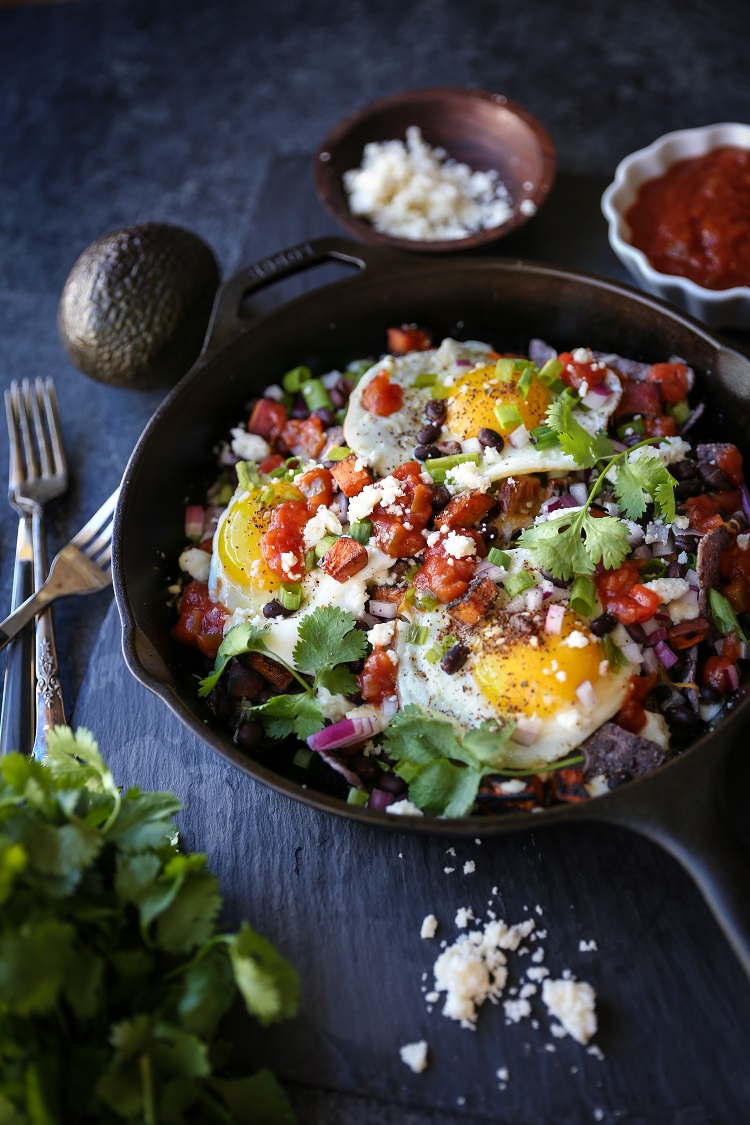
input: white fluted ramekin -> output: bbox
[602,123,750,330]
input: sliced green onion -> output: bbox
[667,397,691,426]
[504,571,536,599]
[616,416,646,440]
[430,382,453,400]
[537,358,564,386]
[558,387,580,410]
[494,357,519,382]
[487,547,511,569]
[570,574,597,616]
[709,587,748,642]
[404,563,421,582]
[530,424,559,450]
[424,452,480,483]
[349,520,372,544]
[640,558,668,581]
[347,359,374,384]
[301,377,333,412]
[413,372,438,388]
[216,481,234,505]
[268,455,300,480]
[236,461,260,492]
[406,625,429,645]
[494,403,523,431]
[293,748,314,769]
[259,485,276,506]
[347,787,369,806]
[684,551,697,569]
[314,534,339,559]
[279,583,302,611]
[417,593,438,611]
[327,445,352,461]
[282,365,313,393]
[602,633,630,670]
[304,548,316,571]
[425,643,445,664]
[517,365,534,399]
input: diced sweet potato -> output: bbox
[387,325,432,355]
[435,490,495,530]
[446,574,498,625]
[615,381,662,419]
[320,536,369,582]
[279,416,326,459]
[369,584,407,604]
[248,398,287,441]
[330,453,373,497]
[244,651,294,692]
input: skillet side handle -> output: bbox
[593,739,750,977]
[201,237,394,358]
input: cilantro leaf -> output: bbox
[463,721,517,768]
[245,692,325,739]
[316,664,359,697]
[546,398,614,468]
[614,455,677,523]
[580,511,631,571]
[227,921,300,1026]
[517,516,595,579]
[198,622,270,697]
[407,759,482,818]
[383,706,474,767]
[209,1070,296,1125]
[293,606,369,682]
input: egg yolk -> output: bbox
[216,482,303,593]
[474,610,605,719]
[445,364,551,439]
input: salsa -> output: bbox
[625,146,750,290]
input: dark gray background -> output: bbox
[1,0,750,1121]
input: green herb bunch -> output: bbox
[0,728,298,1124]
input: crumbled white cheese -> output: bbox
[279,551,302,579]
[562,630,590,649]
[526,965,550,982]
[348,476,405,522]
[316,686,353,722]
[455,907,475,929]
[572,347,594,364]
[541,978,597,1045]
[303,506,343,550]
[496,1066,510,1083]
[642,577,689,605]
[628,436,690,466]
[463,860,476,875]
[644,520,670,546]
[737,533,750,550]
[519,198,537,217]
[421,914,439,940]
[579,940,598,953]
[504,997,532,1023]
[445,460,492,494]
[399,1040,429,1073]
[500,778,527,794]
[386,799,424,817]
[668,594,700,623]
[230,427,271,462]
[367,620,395,647]
[178,546,211,583]
[442,531,478,559]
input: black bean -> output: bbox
[731,509,750,530]
[435,441,462,456]
[226,663,264,701]
[424,399,447,423]
[378,772,407,796]
[670,460,699,481]
[417,422,441,444]
[626,623,647,643]
[669,704,701,729]
[590,611,617,636]
[328,385,346,408]
[668,561,683,579]
[622,433,643,448]
[415,443,442,461]
[674,478,703,501]
[290,394,309,419]
[480,522,500,546]
[699,683,721,704]
[430,485,452,511]
[234,720,264,750]
[440,642,469,674]
[673,532,700,554]
[313,406,337,427]
[263,599,292,619]
[478,427,505,451]
[698,462,731,490]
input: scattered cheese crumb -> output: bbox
[463,860,476,875]
[303,505,343,550]
[399,1040,429,1073]
[442,530,478,558]
[421,914,438,940]
[542,978,598,1045]
[367,620,395,647]
[504,997,532,1023]
[230,427,270,462]
[385,799,424,816]
[579,939,598,953]
[455,907,475,929]
[178,546,211,583]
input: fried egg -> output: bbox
[393,603,632,767]
[344,339,622,478]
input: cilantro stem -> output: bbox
[100,786,122,834]
[569,435,672,545]
[140,1053,156,1125]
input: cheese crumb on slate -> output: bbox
[463,860,476,875]
[421,914,439,940]
[542,978,598,1044]
[399,1040,429,1073]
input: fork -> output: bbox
[0,487,119,656]
[1,379,68,757]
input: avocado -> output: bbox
[58,222,221,389]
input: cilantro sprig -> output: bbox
[0,727,298,1124]
[519,402,678,580]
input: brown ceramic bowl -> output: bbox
[314,86,556,253]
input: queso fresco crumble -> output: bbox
[173,324,750,818]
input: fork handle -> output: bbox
[0,517,34,755]
[32,510,65,758]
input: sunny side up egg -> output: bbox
[393,603,633,767]
[343,338,622,479]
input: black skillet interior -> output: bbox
[115,238,750,827]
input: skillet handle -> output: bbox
[592,730,750,976]
[201,237,396,358]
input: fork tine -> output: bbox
[39,378,67,479]
[4,384,22,491]
[18,380,39,482]
[70,488,119,551]
[29,379,51,478]
[83,520,114,561]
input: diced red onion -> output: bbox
[569,482,589,506]
[715,637,725,655]
[621,641,644,664]
[321,369,342,388]
[654,640,678,669]
[525,587,544,611]
[361,613,379,628]
[726,664,740,691]
[655,611,670,622]
[185,505,205,541]
[590,381,613,396]
[581,386,613,410]
[546,494,578,514]
[632,544,652,560]
[685,568,698,591]
[264,384,284,401]
[641,616,660,636]
[644,627,668,647]
[627,527,646,548]
[474,560,506,581]
[331,492,349,521]
[741,484,750,524]
[510,716,543,746]
[368,599,399,620]
[455,358,472,367]
[381,696,399,721]
[308,714,383,752]
[368,788,396,811]
[739,642,750,660]
[461,437,483,454]
[641,647,659,674]
[651,539,673,557]
[661,689,686,711]
[508,424,530,449]
[575,679,598,711]
[218,448,239,467]
[611,440,627,453]
[545,604,565,634]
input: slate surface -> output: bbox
[2,0,750,1121]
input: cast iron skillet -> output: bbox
[113,237,750,974]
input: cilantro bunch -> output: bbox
[0,728,298,1124]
